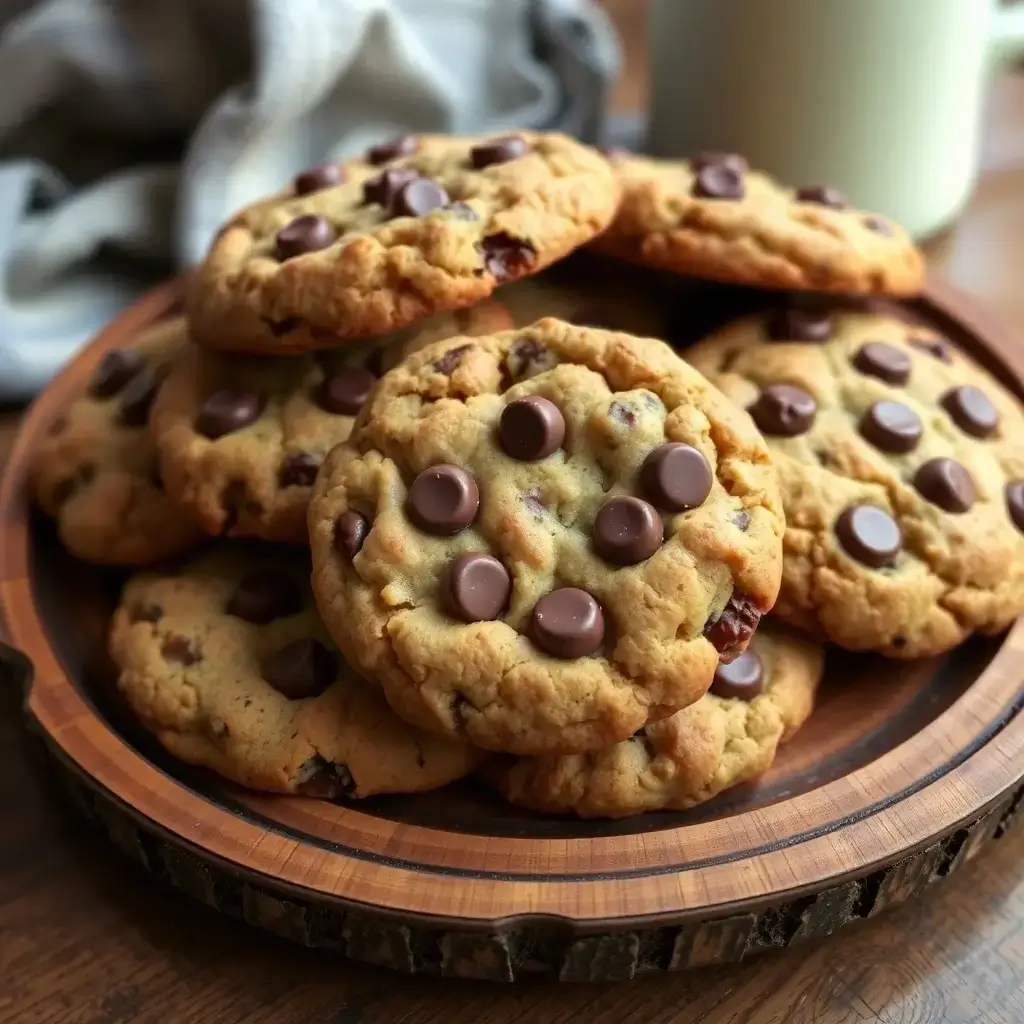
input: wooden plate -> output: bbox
[2,278,1023,982]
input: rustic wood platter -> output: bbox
[1,277,1023,982]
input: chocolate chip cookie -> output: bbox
[590,153,924,297]
[187,132,619,355]
[109,546,481,797]
[31,318,204,565]
[688,303,1024,656]
[152,303,508,544]
[486,622,822,818]
[308,319,784,755]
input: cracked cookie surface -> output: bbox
[152,304,509,544]
[486,622,822,818]
[187,132,619,355]
[589,153,924,297]
[31,317,204,565]
[309,319,784,755]
[109,546,481,797]
[688,304,1024,656]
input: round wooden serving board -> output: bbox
[1,278,1023,982]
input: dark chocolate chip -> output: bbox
[640,442,713,512]
[334,510,369,560]
[692,162,745,200]
[227,568,302,623]
[710,649,765,700]
[1006,481,1024,532]
[90,348,145,398]
[162,634,201,665]
[532,588,605,659]
[835,504,901,567]
[363,167,419,207]
[731,509,751,532]
[275,215,337,261]
[941,385,999,438]
[691,152,748,173]
[908,336,953,363]
[703,592,761,661]
[794,185,848,209]
[864,215,893,236]
[407,465,480,535]
[195,389,264,439]
[765,304,834,343]
[470,135,528,169]
[593,496,663,565]
[366,134,417,164]
[265,316,302,338]
[278,452,320,488]
[478,232,536,282]
[262,638,336,699]
[852,341,911,385]
[130,602,163,624]
[391,177,450,217]
[859,400,922,454]
[433,343,472,374]
[499,395,565,461]
[609,401,637,427]
[294,163,344,195]
[748,384,817,437]
[297,756,355,799]
[317,366,376,415]
[913,458,976,513]
[443,553,511,622]
[119,367,165,427]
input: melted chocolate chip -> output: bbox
[859,400,923,454]
[692,162,745,200]
[195,389,264,439]
[794,185,848,209]
[265,316,301,338]
[119,367,166,427]
[443,553,511,622]
[835,505,901,567]
[941,386,999,438]
[499,395,565,461]
[703,592,761,661]
[130,602,163,624]
[296,756,355,799]
[908,336,953,363]
[470,136,528,169]
[363,167,419,207]
[864,215,893,236]
[334,510,369,560]
[162,635,201,665]
[278,452,320,488]
[710,649,765,700]
[407,465,480,535]
[852,341,911,385]
[90,348,144,398]
[640,442,713,512]
[731,509,751,532]
[262,638,336,699]
[391,178,449,217]
[1006,481,1024,532]
[275,215,337,261]
[366,134,417,164]
[532,588,605,659]
[691,152,748,173]
[913,458,976,513]
[609,402,637,428]
[317,367,376,415]
[294,163,344,195]
[765,304,834,343]
[227,569,302,623]
[593,496,663,565]
[748,384,817,437]
[433,344,472,375]
[478,233,536,281]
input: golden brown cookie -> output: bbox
[590,152,924,297]
[187,132,619,355]
[308,320,784,755]
[688,303,1024,656]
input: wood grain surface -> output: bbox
[4,6,1024,1021]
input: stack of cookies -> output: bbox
[32,134,1024,819]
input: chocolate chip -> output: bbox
[278,452,320,489]
[470,135,528,169]
[710,649,765,700]
[265,316,302,338]
[835,505,901,567]
[432,344,472,375]
[639,443,713,512]
[691,152,748,173]
[703,592,761,661]
[852,341,911,385]
[941,386,999,438]
[499,395,565,461]
[90,348,144,398]
[297,756,355,799]
[407,465,480,535]
[443,553,511,622]
[294,163,344,195]
[794,185,848,209]
[334,510,369,560]
[119,367,165,427]
[913,458,976,513]
[446,201,478,220]
[130,602,163,624]
[275,215,337,261]
[391,177,450,217]
[523,490,547,521]
[317,366,376,415]
[859,400,922,454]
[532,588,605,659]
[748,384,817,437]
[195,389,264,439]
[765,304,834,343]
[731,509,751,531]
[692,162,745,200]
[479,232,536,282]
[1006,481,1024,532]
[366,134,416,164]
[609,401,637,427]
[363,167,418,207]
[262,638,335,699]
[162,635,201,665]
[227,568,302,623]
[864,215,893,236]
[593,496,663,565]
[909,336,953,363]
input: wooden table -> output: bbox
[5,28,1024,1024]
